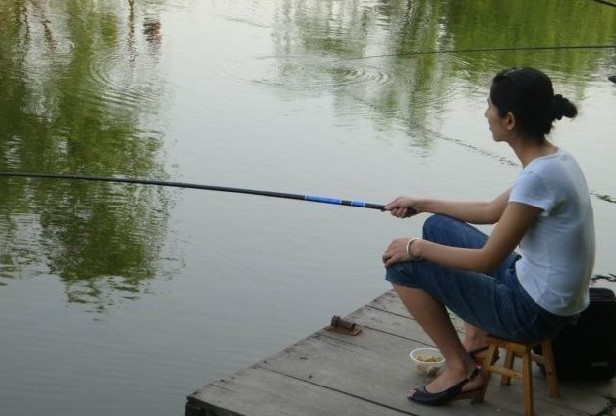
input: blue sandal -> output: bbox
[407,367,482,406]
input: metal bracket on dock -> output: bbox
[324,315,362,336]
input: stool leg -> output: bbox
[522,352,534,416]
[540,340,560,397]
[501,349,515,386]
[473,344,499,404]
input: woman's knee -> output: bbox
[385,262,410,286]
[422,214,487,249]
[422,214,456,240]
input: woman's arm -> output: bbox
[383,201,542,272]
[387,189,510,225]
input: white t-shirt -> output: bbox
[509,148,595,316]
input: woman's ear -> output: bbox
[504,111,516,131]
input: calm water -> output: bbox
[1,1,615,415]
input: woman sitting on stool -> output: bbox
[382,67,595,406]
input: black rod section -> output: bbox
[0,172,387,210]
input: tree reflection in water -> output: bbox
[0,0,173,311]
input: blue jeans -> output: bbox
[385,214,574,343]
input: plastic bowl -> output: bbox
[410,347,445,376]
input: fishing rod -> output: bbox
[0,171,388,211]
[591,0,616,7]
[341,44,616,61]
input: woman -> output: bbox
[381,67,595,406]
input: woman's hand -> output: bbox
[385,196,419,218]
[382,237,416,267]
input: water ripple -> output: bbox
[86,51,160,113]
[220,55,395,93]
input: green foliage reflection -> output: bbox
[0,0,170,310]
[271,0,616,144]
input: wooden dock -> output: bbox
[186,290,616,416]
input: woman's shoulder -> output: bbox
[526,148,579,173]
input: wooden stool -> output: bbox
[473,335,559,416]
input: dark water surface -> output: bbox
[1,1,615,415]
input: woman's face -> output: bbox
[485,97,508,142]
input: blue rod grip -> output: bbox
[305,195,342,205]
[305,195,368,208]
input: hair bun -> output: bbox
[550,94,578,120]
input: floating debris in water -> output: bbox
[593,273,616,283]
[592,192,616,204]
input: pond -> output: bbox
[1,1,615,415]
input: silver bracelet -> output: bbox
[406,238,422,261]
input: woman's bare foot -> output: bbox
[462,334,489,359]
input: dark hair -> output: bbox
[489,67,577,139]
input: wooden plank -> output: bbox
[362,291,616,413]
[257,331,515,415]
[365,290,410,316]
[186,366,413,416]
[257,325,604,415]
[187,290,616,416]
[363,290,468,335]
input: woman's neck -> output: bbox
[510,135,557,167]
